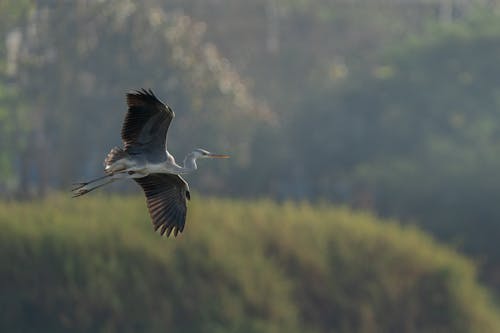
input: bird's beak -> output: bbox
[207,153,230,159]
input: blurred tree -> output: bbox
[1,0,270,196]
[152,0,500,200]
[293,14,500,294]
[0,1,34,195]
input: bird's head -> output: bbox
[193,148,230,159]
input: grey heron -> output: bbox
[72,89,229,237]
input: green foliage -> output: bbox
[292,14,500,293]
[0,195,499,333]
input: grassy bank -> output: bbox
[0,195,499,333]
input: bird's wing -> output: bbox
[134,173,190,237]
[122,89,174,152]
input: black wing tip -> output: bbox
[157,223,184,238]
[155,210,185,238]
[150,207,185,238]
[135,174,188,239]
[126,88,158,101]
[125,88,174,114]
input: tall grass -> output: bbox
[0,194,499,333]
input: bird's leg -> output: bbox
[72,174,115,197]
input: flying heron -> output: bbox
[72,89,229,237]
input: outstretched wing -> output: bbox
[134,173,190,237]
[122,89,174,153]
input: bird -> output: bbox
[72,89,229,237]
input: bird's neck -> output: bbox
[173,152,197,174]
[184,153,198,171]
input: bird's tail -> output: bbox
[72,174,115,197]
[104,147,129,174]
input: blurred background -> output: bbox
[2,0,500,332]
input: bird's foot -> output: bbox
[71,182,89,198]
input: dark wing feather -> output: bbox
[135,174,190,237]
[122,89,174,151]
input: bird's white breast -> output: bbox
[147,162,168,173]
